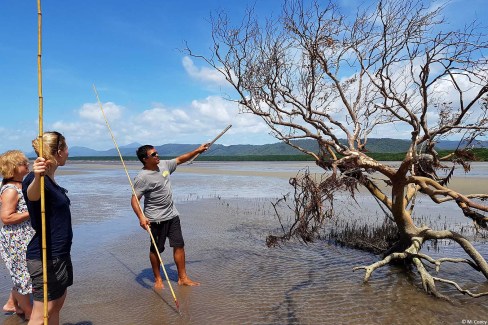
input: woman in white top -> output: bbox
[0,150,35,321]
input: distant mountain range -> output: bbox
[38,138,487,158]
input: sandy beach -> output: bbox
[0,161,487,324]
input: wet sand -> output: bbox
[1,198,487,324]
[1,161,487,324]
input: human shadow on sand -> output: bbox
[2,312,93,325]
[2,313,27,325]
[135,259,202,289]
[2,316,93,325]
[135,267,178,289]
[109,251,201,289]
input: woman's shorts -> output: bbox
[149,216,184,253]
[27,255,73,301]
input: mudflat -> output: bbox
[0,161,487,324]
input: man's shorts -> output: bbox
[149,216,184,254]
[27,255,73,301]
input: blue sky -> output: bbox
[0,0,486,153]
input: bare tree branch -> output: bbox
[186,0,488,299]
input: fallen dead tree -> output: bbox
[188,0,488,299]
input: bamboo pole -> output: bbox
[187,124,232,164]
[36,0,49,324]
[92,84,180,312]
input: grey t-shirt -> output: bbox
[133,159,179,222]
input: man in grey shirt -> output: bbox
[131,143,208,287]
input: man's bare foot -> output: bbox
[178,277,200,286]
[154,279,164,289]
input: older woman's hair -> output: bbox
[0,150,28,182]
[31,131,67,163]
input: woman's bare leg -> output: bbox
[28,290,67,325]
[3,290,25,315]
[11,290,32,320]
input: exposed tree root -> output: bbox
[432,277,488,298]
[353,232,488,299]
[268,168,488,299]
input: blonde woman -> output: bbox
[23,132,72,325]
[0,150,35,320]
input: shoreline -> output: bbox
[60,160,488,195]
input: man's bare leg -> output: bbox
[150,251,164,289]
[174,247,200,286]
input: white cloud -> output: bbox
[133,96,270,145]
[182,56,229,87]
[41,94,274,151]
[0,92,282,153]
[140,107,171,124]
[191,96,231,122]
[34,102,130,150]
[79,102,122,122]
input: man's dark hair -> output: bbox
[136,145,154,164]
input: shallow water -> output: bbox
[1,161,487,324]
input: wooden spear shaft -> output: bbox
[92,85,180,312]
[187,124,232,164]
[36,1,49,323]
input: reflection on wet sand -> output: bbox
[1,161,487,324]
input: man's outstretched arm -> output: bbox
[175,143,210,165]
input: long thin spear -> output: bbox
[187,124,232,164]
[36,0,49,323]
[92,84,180,312]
